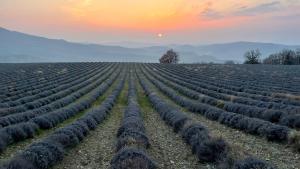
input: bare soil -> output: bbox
[136,80,215,169]
[53,79,128,169]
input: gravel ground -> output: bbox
[136,81,215,169]
[52,80,128,169]
[141,74,300,169]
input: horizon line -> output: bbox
[1,26,300,47]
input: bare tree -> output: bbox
[263,49,300,65]
[159,49,179,64]
[263,53,280,64]
[281,49,296,65]
[296,48,300,65]
[244,49,261,64]
[296,48,300,56]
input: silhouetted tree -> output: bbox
[263,53,280,64]
[263,49,300,65]
[295,48,300,64]
[296,48,300,56]
[159,49,179,64]
[244,49,261,64]
[281,49,296,65]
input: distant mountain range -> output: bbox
[1,27,299,63]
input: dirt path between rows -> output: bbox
[53,80,128,169]
[136,81,215,169]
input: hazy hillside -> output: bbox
[1,27,299,63]
[195,42,300,62]
[0,27,160,63]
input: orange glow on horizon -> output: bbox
[60,0,258,32]
[1,0,298,36]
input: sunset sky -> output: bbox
[1,0,300,45]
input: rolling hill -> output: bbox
[1,27,299,63]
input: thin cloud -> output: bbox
[272,13,300,20]
[199,1,224,20]
[234,1,281,16]
[200,8,224,20]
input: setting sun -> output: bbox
[1,0,299,44]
